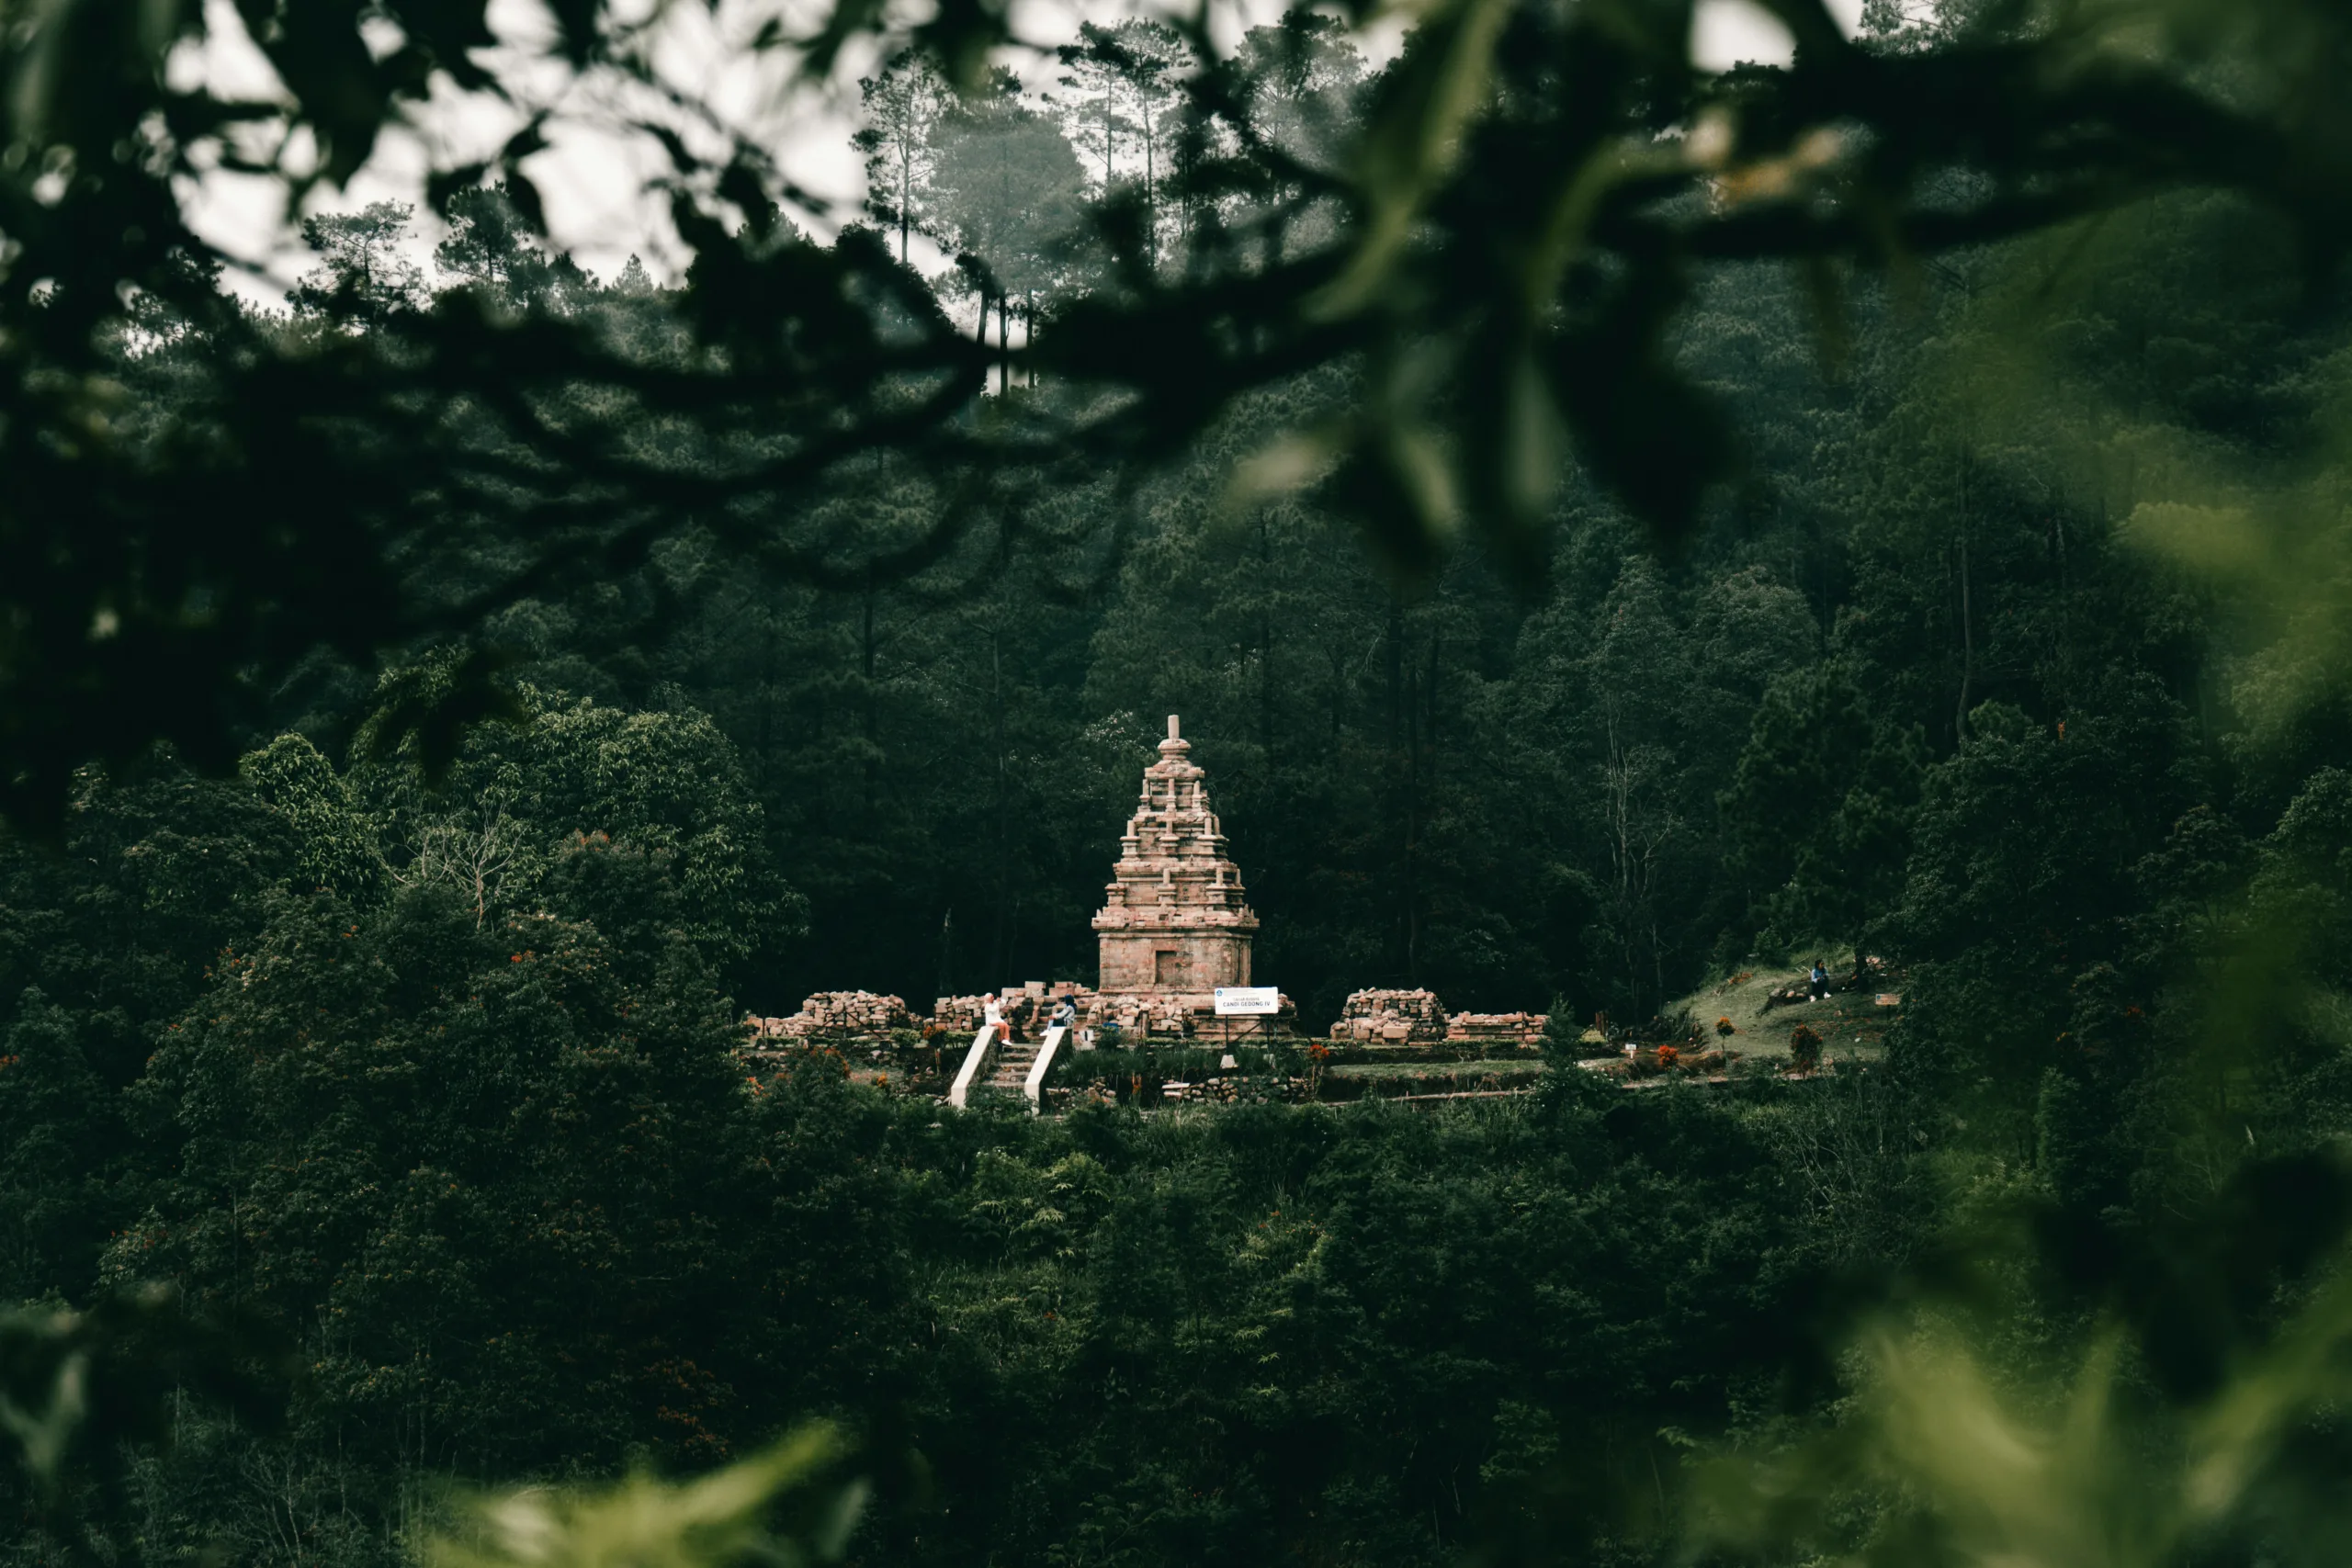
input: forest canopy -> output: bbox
[8,0,2352,1566]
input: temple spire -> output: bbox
[1095,716,1254,995]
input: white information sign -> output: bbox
[1215,987,1281,1016]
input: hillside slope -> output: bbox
[1672,953,1899,1061]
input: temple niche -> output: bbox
[1093,716,1259,1009]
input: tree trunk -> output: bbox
[899,143,913,265]
[755,605,776,793]
[1384,593,1413,979]
[861,567,878,826]
[938,907,955,1002]
[1025,291,1038,389]
[1405,650,1422,983]
[1424,626,1440,774]
[989,632,1011,977]
[1328,644,1344,739]
[1385,593,1404,750]
[1955,437,1974,746]
[1258,511,1274,756]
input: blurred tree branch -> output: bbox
[4,0,2347,824]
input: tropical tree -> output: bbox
[357,680,803,977]
[114,880,767,1482]
[1719,660,1927,967]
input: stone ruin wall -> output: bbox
[1096,931,1253,997]
[750,985,1544,1047]
[746,990,912,1042]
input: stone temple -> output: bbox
[1094,716,1259,1003]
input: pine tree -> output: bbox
[290,201,424,328]
[852,51,950,267]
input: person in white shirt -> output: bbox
[981,992,1006,1043]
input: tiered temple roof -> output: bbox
[1093,716,1257,994]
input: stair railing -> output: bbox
[948,1023,998,1109]
[1023,1025,1068,1113]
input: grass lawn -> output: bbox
[1670,951,1899,1061]
[1326,1056,1541,1079]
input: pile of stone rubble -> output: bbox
[932,982,1095,1034]
[746,991,911,1041]
[755,982,1553,1052]
[1329,988,1451,1042]
[929,995,989,1033]
[932,983,1275,1041]
[1091,992,1203,1037]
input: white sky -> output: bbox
[185,0,1860,308]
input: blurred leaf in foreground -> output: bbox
[0,1286,290,1564]
[1693,1156,2352,1568]
[427,1424,869,1568]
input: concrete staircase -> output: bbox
[949,1024,1068,1113]
[989,1039,1043,1092]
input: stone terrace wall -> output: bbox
[1447,1011,1546,1047]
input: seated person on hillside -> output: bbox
[1809,962,1830,1002]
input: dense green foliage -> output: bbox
[9,164,2352,1562]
